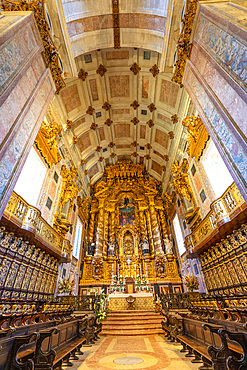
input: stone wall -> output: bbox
[184,2,247,202]
[0,11,55,217]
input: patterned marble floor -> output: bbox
[64,335,201,370]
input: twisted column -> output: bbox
[95,198,104,256]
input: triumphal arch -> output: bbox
[80,160,180,292]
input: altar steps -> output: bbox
[101,310,163,336]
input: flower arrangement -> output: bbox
[184,273,199,292]
[58,275,75,294]
[96,292,110,322]
[155,297,162,313]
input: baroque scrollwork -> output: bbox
[182,115,210,159]
[171,0,199,87]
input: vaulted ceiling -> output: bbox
[51,0,190,191]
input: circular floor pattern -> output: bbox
[114,356,144,365]
[98,352,158,369]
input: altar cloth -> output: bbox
[108,292,154,310]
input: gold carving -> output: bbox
[2,0,66,93]
[35,120,62,167]
[80,160,181,286]
[131,141,138,147]
[78,68,88,81]
[171,114,178,124]
[105,119,113,126]
[171,0,199,87]
[96,146,102,152]
[102,102,111,111]
[112,0,120,49]
[108,142,115,148]
[131,117,139,125]
[148,103,156,112]
[53,166,78,237]
[86,106,95,115]
[182,115,210,159]
[146,119,154,128]
[96,64,107,76]
[90,122,98,130]
[149,64,159,77]
[130,100,140,110]
[72,136,77,144]
[130,63,141,75]
[77,196,90,222]
[66,120,72,129]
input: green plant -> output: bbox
[96,293,110,322]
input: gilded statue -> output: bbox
[155,253,167,278]
[171,159,193,203]
[92,256,104,280]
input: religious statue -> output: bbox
[163,234,173,255]
[88,242,95,256]
[124,239,133,255]
[142,238,150,254]
[107,240,115,256]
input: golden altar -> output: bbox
[80,160,181,287]
[108,292,154,311]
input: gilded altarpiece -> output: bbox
[80,160,181,286]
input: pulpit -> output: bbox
[125,277,135,294]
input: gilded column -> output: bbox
[109,208,116,243]
[88,212,96,243]
[95,198,104,255]
[103,211,109,256]
[144,210,154,256]
[148,196,162,254]
[139,208,147,242]
[159,209,168,239]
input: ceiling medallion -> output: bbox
[84,169,88,175]
[90,122,98,130]
[131,141,138,147]
[72,136,78,144]
[131,117,139,125]
[145,154,150,159]
[171,114,178,124]
[66,120,72,129]
[146,119,154,128]
[110,153,116,158]
[98,157,104,162]
[146,143,152,149]
[86,106,95,115]
[130,100,140,110]
[108,142,115,148]
[96,64,107,77]
[105,119,113,126]
[168,131,174,139]
[148,103,156,112]
[96,146,102,152]
[130,62,141,75]
[78,68,88,81]
[102,102,111,111]
[131,152,138,157]
[149,64,159,77]
[80,159,85,165]
[164,155,169,161]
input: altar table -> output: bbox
[108,292,154,310]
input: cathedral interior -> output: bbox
[0,0,247,369]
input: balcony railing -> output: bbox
[185,182,246,253]
[3,191,72,261]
